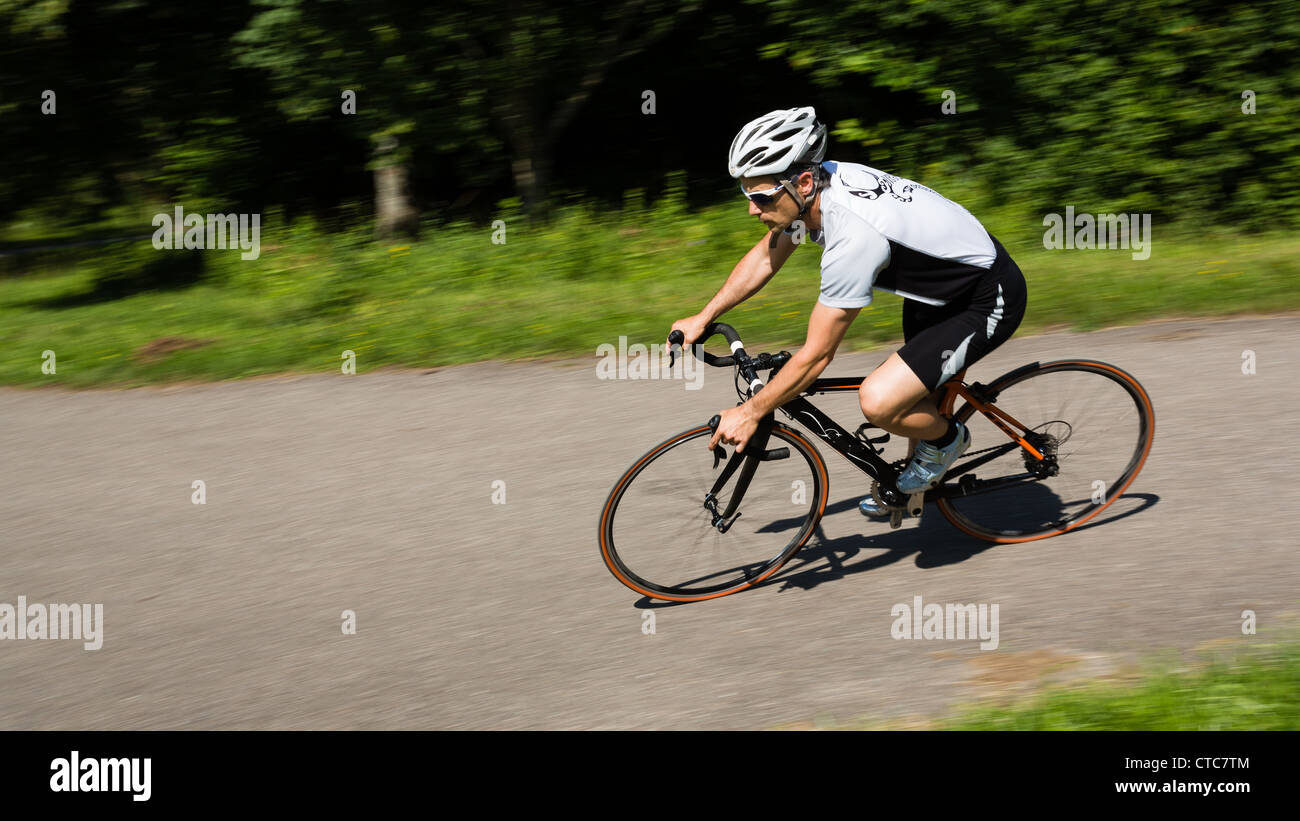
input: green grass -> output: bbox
[1,193,1298,387]
[845,638,1300,731]
[947,641,1300,730]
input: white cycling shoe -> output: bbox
[896,421,971,493]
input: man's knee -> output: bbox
[859,382,900,425]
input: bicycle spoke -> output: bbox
[938,362,1153,540]
[601,425,824,598]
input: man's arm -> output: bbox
[746,301,860,417]
[708,300,860,452]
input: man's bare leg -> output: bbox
[857,355,958,517]
[858,353,947,442]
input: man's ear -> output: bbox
[801,170,816,196]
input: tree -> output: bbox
[233,0,494,238]
[433,0,701,220]
[755,0,1300,228]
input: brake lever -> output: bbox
[709,413,725,466]
[667,329,684,368]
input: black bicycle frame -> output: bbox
[709,374,1049,516]
[782,378,910,496]
[684,322,1048,519]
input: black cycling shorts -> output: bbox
[897,236,1027,392]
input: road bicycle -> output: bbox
[598,321,1155,602]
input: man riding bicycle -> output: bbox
[668,106,1028,517]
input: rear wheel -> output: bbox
[599,421,829,601]
[936,360,1154,542]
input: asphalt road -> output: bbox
[1,314,1295,729]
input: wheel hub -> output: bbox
[1023,427,1063,478]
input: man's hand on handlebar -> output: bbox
[708,404,759,454]
[666,314,711,352]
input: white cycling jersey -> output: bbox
[797,161,999,309]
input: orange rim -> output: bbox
[598,423,829,602]
[937,360,1155,543]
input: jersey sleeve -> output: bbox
[817,210,890,309]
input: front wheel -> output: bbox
[937,360,1155,542]
[599,421,829,602]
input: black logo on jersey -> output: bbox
[843,171,916,203]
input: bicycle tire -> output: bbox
[599,421,829,602]
[937,359,1154,542]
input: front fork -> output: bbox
[702,413,787,533]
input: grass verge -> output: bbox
[779,636,1300,731]
[1,196,1297,387]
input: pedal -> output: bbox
[958,474,977,495]
[873,480,907,529]
[907,492,924,518]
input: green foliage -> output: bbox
[3,0,1298,242]
[2,194,1298,386]
[231,0,469,165]
[757,0,1300,231]
[941,640,1300,730]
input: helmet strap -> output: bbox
[781,176,818,219]
[779,178,803,212]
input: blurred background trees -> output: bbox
[2,0,1297,239]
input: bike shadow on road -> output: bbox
[759,487,1160,596]
[631,488,1158,607]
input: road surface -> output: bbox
[1,314,1295,729]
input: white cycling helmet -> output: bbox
[727,106,827,179]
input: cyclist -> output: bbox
[668,106,1027,517]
